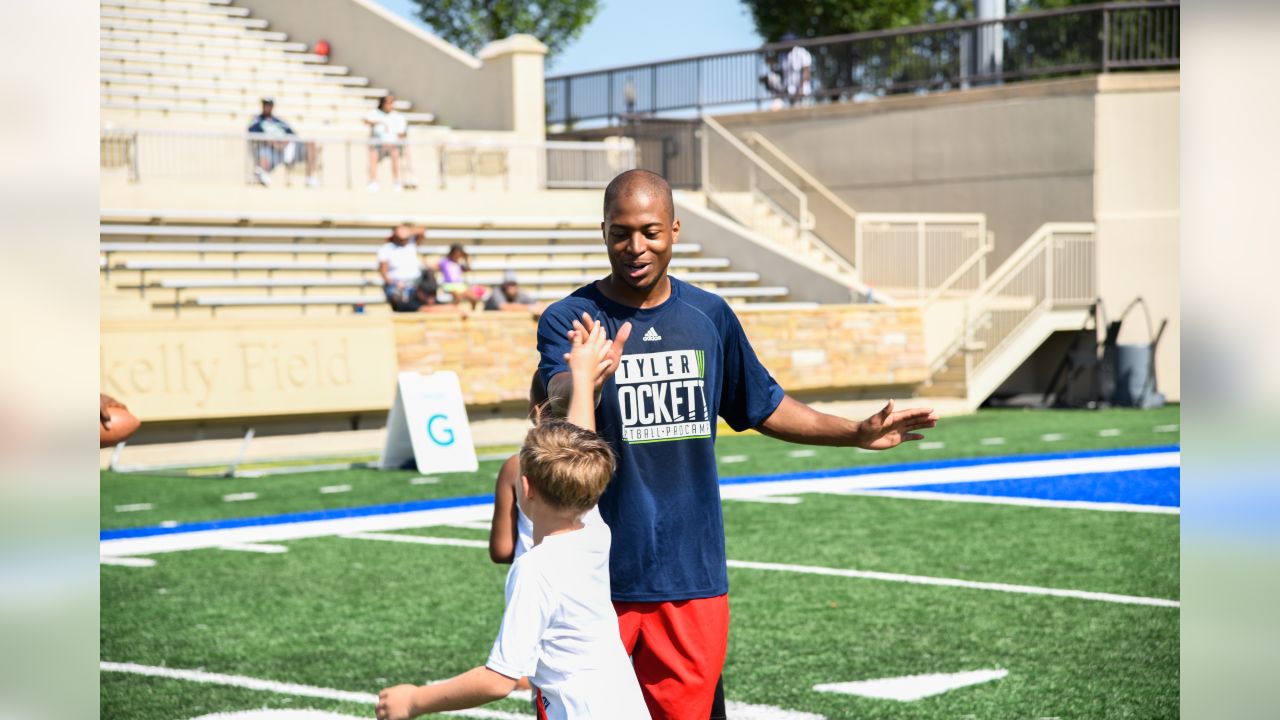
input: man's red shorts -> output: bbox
[614,594,729,720]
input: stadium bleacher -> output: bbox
[99,213,804,316]
[100,0,436,128]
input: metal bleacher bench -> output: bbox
[181,284,795,314]
[145,270,761,305]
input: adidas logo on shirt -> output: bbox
[642,327,662,342]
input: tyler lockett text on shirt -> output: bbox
[615,349,710,443]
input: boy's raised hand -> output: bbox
[564,317,613,382]
[565,312,631,387]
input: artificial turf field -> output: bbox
[101,407,1180,719]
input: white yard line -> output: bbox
[724,496,804,505]
[447,521,494,531]
[845,489,1179,514]
[343,532,490,549]
[787,449,817,458]
[725,559,1179,607]
[100,505,493,557]
[319,485,352,495]
[410,477,440,485]
[979,437,1006,446]
[100,556,156,568]
[223,493,258,502]
[1040,433,1065,442]
[720,455,749,464]
[99,662,526,720]
[114,503,154,513]
[1154,424,1179,433]
[1099,428,1122,437]
[219,543,289,554]
[917,442,945,450]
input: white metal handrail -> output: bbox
[743,131,858,219]
[854,213,989,300]
[928,222,1096,376]
[100,127,635,190]
[701,116,811,240]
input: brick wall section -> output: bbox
[393,305,926,406]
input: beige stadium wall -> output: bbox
[234,0,546,135]
[717,75,1110,266]
[1093,75,1180,401]
[101,307,925,424]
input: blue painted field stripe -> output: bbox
[100,494,494,541]
[879,466,1181,507]
[718,444,1179,487]
[101,446,1179,542]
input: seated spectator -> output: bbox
[248,98,319,187]
[438,244,489,310]
[377,224,426,312]
[484,276,540,315]
[365,95,408,192]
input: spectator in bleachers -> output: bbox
[377,224,426,312]
[248,97,319,187]
[314,38,331,63]
[485,275,541,315]
[438,244,488,310]
[365,95,408,192]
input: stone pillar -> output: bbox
[478,34,549,140]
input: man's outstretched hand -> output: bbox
[857,400,939,450]
[567,312,632,388]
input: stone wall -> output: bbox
[392,304,927,406]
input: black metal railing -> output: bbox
[546,2,1178,126]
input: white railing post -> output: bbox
[1044,231,1054,307]
[916,219,926,298]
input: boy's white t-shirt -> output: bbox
[513,504,601,562]
[487,520,648,720]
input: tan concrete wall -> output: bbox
[718,76,1121,264]
[235,0,546,134]
[101,317,398,421]
[1094,78,1180,400]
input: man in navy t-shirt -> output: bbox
[537,170,938,720]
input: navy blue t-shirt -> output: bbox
[537,277,784,602]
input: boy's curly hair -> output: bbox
[519,419,615,513]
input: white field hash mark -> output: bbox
[726,559,1179,608]
[223,492,258,502]
[720,455,749,464]
[1155,424,1179,433]
[319,485,352,494]
[99,662,526,720]
[1099,428,1122,437]
[917,441,945,450]
[979,437,1006,446]
[787,449,817,458]
[1040,433,1065,442]
[115,503,154,513]
[410,476,440,485]
[814,669,1008,702]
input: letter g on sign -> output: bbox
[426,414,455,446]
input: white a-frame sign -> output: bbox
[379,371,479,474]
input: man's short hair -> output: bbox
[520,419,615,513]
[603,169,674,222]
